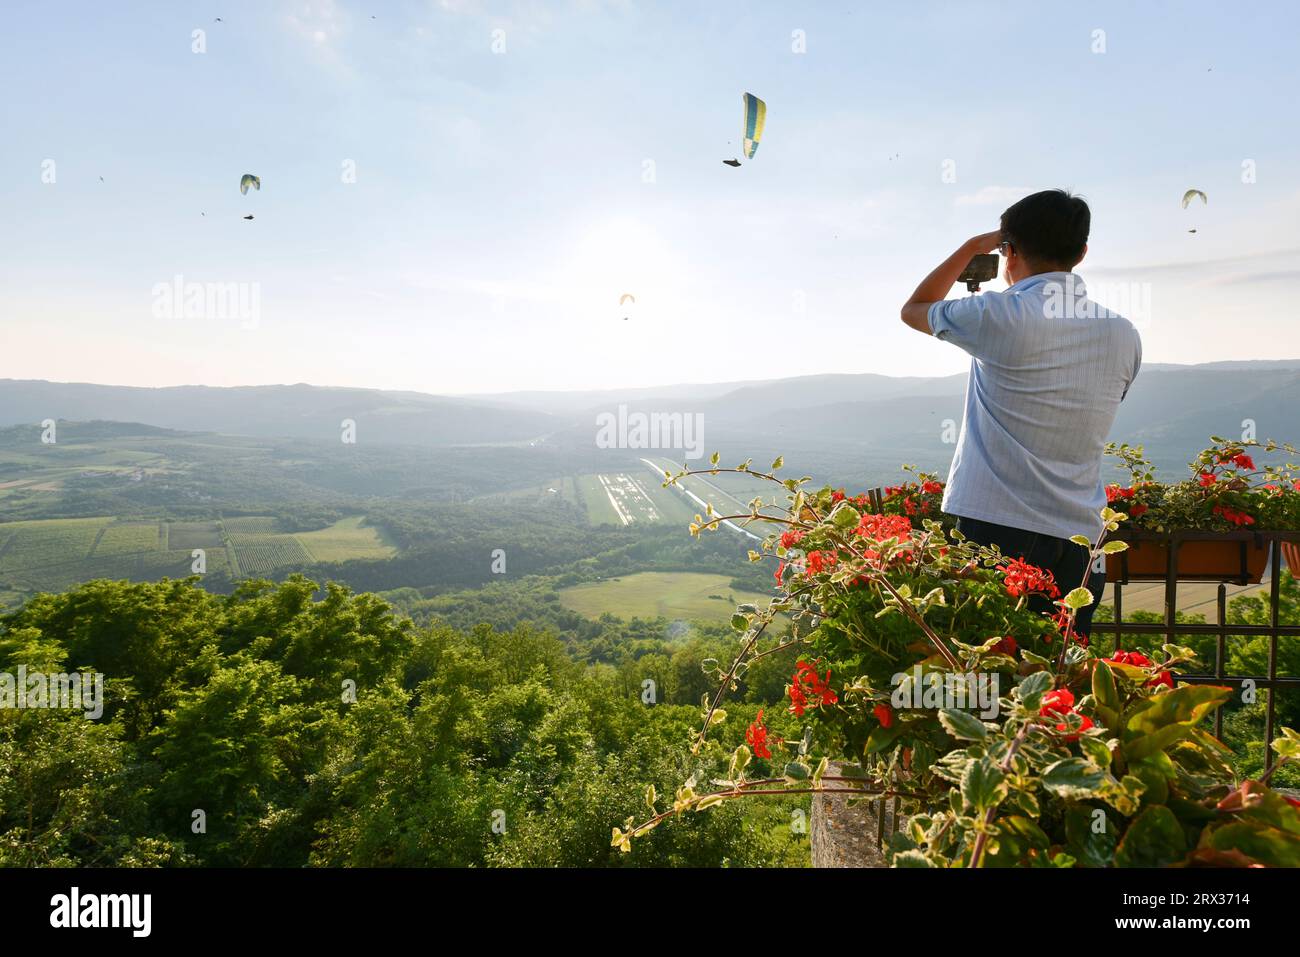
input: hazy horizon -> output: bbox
[6,355,1300,402]
[5,1,1300,394]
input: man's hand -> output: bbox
[900,230,1002,335]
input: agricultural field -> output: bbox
[166,521,225,551]
[473,476,581,510]
[0,517,112,573]
[296,515,397,563]
[557,571,774,622]
[638,457,769,540]
[226,535,312,575]
[578,471,696,527]
[0,512,400,602]
[91,521,163,557]
[221,516,281,534]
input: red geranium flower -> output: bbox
[1003,558,1060,599]
[746,709,772,759]
[1145,670,1175,690]
[1213,504,1255,527]
[1232,453,1256,471]
[1109,649,1153,668]
[1198,472,1217,487]
[873,703,894,728]
[805,550,836,576]
[1039,688,1094,740]
[1110,650,1174,689]
[993,635,1018,656]
[789,661,838,716]
[1106,485,1136,502]
[1040,688,1076,717]
[856,513,913,543]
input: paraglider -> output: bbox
[742,92,765,160]
[723,93,765,167]
[620,293,635,320]
[1181,188,1207,208]
[243,214,254,220]
[240,173,261,195]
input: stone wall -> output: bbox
[810,769,906,868]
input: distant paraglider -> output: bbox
[620,293,635,320]
[243,214,254,220]
[723,93,765,167]
[742,92,765,160]
[1182,189,1206,234]
[240,173,261,195]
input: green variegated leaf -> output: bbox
[1080,735,1112,768]
[939,708,988,741]
[961,758,1007,812]
[1092,660,1121,729]
[1063,587,1095,610]
[1122,684,1232,761]
[892,849,937,868]
[1041,758,1108,800]
[1016,670,1053,710]
[831,503,861,529]
[1273,728,1300,760]
[783,761,810,781]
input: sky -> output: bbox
[2,0,1299,396]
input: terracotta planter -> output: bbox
[1284,541,1300,578]
[1106,535,1271,584]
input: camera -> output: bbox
[958,253,999,292]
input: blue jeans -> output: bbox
[955,516,1104,638]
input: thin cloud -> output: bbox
[1087,248,1300,281]
[954,186,1039,207]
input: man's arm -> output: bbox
[900,230,1003,335]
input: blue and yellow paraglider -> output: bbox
[724,93,766,167]
[742,92,765,160]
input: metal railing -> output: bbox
[1107,529,1300,772]
[851,494,1299,844]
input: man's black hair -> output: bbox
[999,189,1090,270]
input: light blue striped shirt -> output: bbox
[928,272,1142,540]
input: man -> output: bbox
[900,189,1141,636]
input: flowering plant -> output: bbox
[878,466,947,524]
[1106,437,1300,533]
[613,454,1300,867]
